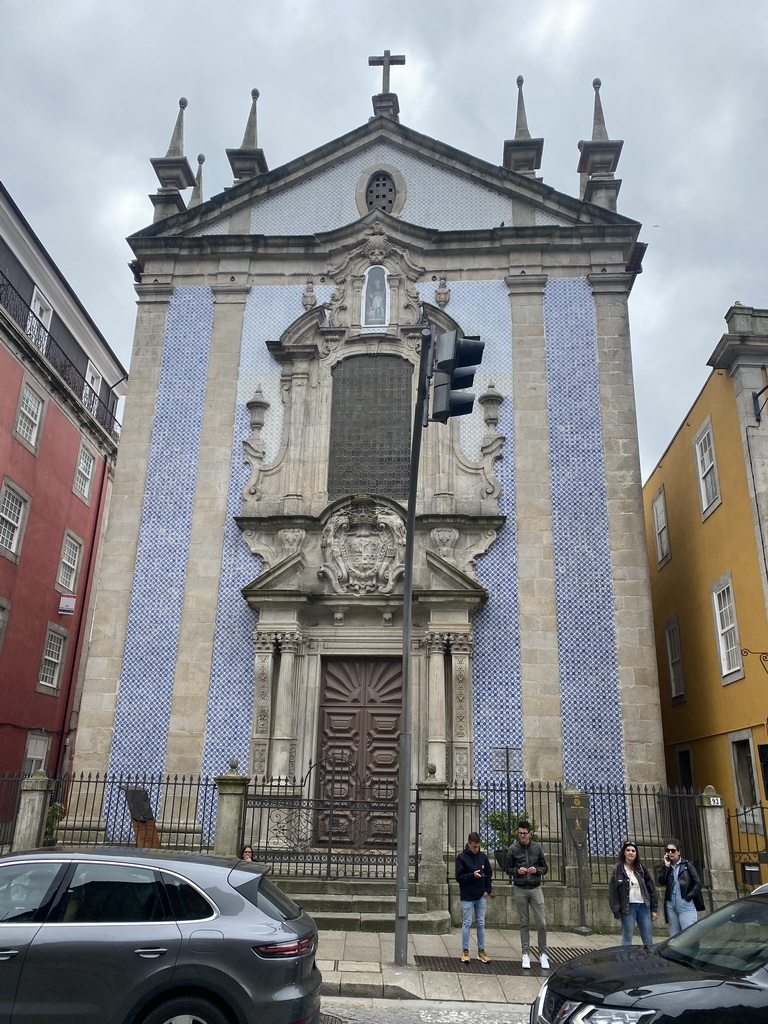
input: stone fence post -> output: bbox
[416,777,448,884]
[699,784,735,903]
[11,770,54,851]
[214,758,251,857]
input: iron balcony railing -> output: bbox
[0,269,121,441]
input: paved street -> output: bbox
[322,997,529,1024]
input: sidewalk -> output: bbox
[318,926,621,1003]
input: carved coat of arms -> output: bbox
[318,500,406,595]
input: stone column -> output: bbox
[506,273,564,784]
[425,632,447,781]
[12,770,54,851]
[213,758,251,857]
[589,272,665,784]
[448,633,474,783]
[270,631,302,779]
[698,785,736,901]
[252,631,277,777]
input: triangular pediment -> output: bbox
[423,550,488,596]
[129,115,639,252]
[242,552,305,601]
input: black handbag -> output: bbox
[692,890,705,912]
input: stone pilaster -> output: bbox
[448,632,474,783]
[166,283,248,774]
[251,631,277,776]
[73,284,173,774]
[589,273,665,784]
[270,631,303,778]
[506,273,564,784]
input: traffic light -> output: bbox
[430,330,485,423]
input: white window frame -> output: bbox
[711,571,744,682]
[28,286,52,330]
[56,530,83,594]
[651,486,671,567]
[83,360,102,415]
[38,624,68,693]
[13,381,46,453]
[0,478,31,563]
[693,417,721,519]
[23,732,51,775]
[664,616,685,700]
[73,444,96,502]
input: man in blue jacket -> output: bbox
[455,831,493,963]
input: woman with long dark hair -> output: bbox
[608,840,658,946]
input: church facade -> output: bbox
[74,70,665,794]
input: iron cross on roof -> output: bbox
[368,50,405,94]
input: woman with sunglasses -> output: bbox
[657,838,702,936]
[608,840,658,946]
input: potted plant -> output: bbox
[42,802,64,846]
[481,809,538,870]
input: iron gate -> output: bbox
[241,756,418,879]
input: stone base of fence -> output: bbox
[447,881,737,934]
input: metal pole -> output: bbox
[394,327,432,966]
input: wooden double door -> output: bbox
[316,657,401,846]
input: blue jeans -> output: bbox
[621,903,654,946]
[666,894,698,936]
[460,897,487,949]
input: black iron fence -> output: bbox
[0,270,120,441]
[1,772,217,851]
[242,757,418,880]
[726,804,768,891]
[447,780,706,887]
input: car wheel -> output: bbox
[139,996,231,1024]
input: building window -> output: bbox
[693,417,721,518]
[83,361,102,415]
[664,616,685,700]
[729,731,763,834]
[74,445,96,500]
[0,479,30,560]
[57,532,83,593]
[651,487,671,566]
[23,732,51,775]
[366,172,396,213]
[14,384,45,449]
[711,572,743,681]
[28,286,52,330]
[38,625,67,691]
[0,597,9,656]
[362,265,388,327]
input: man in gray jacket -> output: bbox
[506,820,549,969]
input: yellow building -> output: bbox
[643,304,768,886]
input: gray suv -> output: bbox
[0,847,322,1024]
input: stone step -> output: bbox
[313,909,452,934]
[290,892,428,915]
[275,877,399,897]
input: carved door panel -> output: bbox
[317,658,401,846]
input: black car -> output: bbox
[531,892,768,1023]
[0,847,322,1024]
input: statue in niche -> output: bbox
[364,266,387,326]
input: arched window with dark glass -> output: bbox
[366,172,396,213]
[328,354,412,500]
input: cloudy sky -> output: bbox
[2,0,765,478]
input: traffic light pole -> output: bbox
[394,327,432,967]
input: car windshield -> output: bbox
[661,897,768,974]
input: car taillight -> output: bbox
[253,937,314,957]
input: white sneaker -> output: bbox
[540,953,550,970]
[521,953,531,969]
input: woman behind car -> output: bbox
[608,840,658,946]
[657,837,702,936]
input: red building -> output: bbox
[0,181,127,776]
